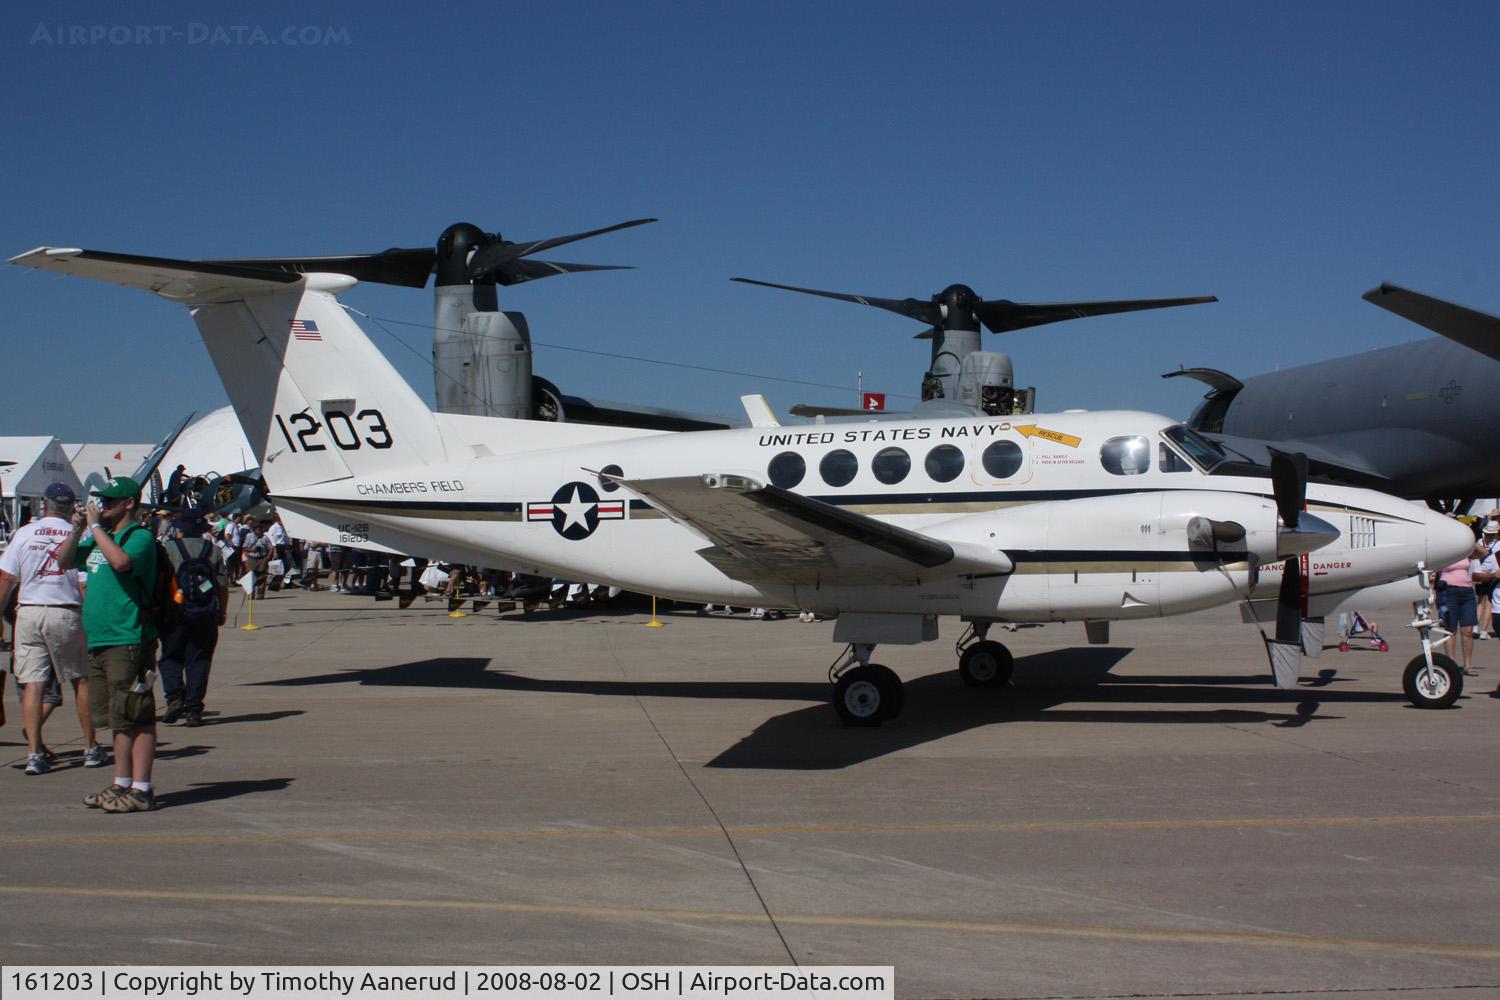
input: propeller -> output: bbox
[731,277,1216,335]
[199,218,657,289]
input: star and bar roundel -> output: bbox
[526,482,625,540]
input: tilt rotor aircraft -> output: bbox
[10,247,1478,723]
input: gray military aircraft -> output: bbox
[733,276,1217,418]
[206,219,732,432]
[1165,283,1500,509]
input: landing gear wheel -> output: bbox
[833,664,904,726]
[959,640,1014,687]
[1403,653,1462,709]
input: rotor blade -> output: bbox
[201,248,437,288]
[494,260,634,287]
[974,295,1217,334]
[467,218,657,278]
[1276,558,1303,644]
[1268,449,1308,531]
[731,277,943,327]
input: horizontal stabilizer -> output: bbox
[1364,283,1500,363]
[9,247,301,303]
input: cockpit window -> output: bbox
[1158,443,1191,473]
[1100,436,1150,476]
[1162,424,1228,472]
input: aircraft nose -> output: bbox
[1425,509,1477,569]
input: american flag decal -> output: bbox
[291,319,321,341]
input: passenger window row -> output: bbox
[767,441,1024,489]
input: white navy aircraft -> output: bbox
[10,247,1477,723]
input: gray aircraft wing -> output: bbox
[1363,283,1500,364]
[608,472,1012,586]
[1203,432,1388,484]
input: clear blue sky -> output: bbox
[4,0,1499,441]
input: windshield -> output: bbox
[1162,424,1228,473]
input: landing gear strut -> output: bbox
[829,644,904,726]
[956,622,1014,687]
[1404,562,1464,709]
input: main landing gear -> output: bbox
[956,622,1013,688]
[829,644,904,727]
[827,623,1020,727]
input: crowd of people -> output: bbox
[1431,512,1500,692]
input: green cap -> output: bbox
[91,476,142,500]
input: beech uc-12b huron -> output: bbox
[9,246,1478,723]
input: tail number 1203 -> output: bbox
[276,409,393,453]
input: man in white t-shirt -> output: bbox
[0,482,105,774]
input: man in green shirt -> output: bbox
[53,476,159,813]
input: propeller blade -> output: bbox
[201,248,437,288]
[467,218,657,278]
[731,277,943,326]
[1269,449,1308,531]
[494,260,634,287]
[973,295,1217,334]
[1276,558,1303,644]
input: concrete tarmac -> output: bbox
[2,588,1498,999]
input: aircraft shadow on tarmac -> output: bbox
[251,650,1422,769]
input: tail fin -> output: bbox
[10,248,446,493]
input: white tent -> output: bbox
[65,442,154,496]
[160,406,256,479]
[0,436,84,530]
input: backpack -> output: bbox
[120,524,176,632]
[169,538,221,621]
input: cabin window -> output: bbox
[1158,443,1191,473]
[819,449,859,487]
[767,451,806,489]
[872,447,911,485]
[981,440,1023,479]
[599,464,624,491]
[1101,436,1150,475]
[925,444,965,482]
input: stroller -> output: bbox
[1338,610,1388,652]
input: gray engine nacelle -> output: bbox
[955,350,1016,415]
[433,281,534,419]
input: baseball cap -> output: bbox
[43,482,77,503]
[91,476,142,500]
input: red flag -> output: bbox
[113,451,122,460]
[861,392,886,411]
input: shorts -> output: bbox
[87,643,156,731]
[13,605,88,684]
[1440,586,1478,630]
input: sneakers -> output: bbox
[83,746,109,768]
[184,711,204,728]
[24,753,50,775]
[162,699,184,725]
[84,783,129,808]
[101,788,156,813]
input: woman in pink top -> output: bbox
[1437,538,1488,675]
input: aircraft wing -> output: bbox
[1363,282,1500,363]
[611,472,1012,585]
[1202,432,1388,484]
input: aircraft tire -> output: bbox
[834,664,903,726]
[959,641,1014,687]
[1402,653,1462,709]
